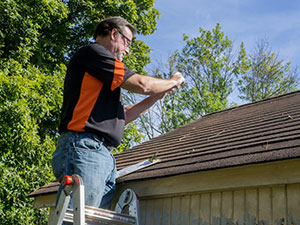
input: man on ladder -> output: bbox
[51,15,185,219]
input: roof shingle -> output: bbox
[116,90,300,183]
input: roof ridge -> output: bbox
[202,90,300,118]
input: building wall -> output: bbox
[138,183,300,225]
[116,158,300,225]
[32,159,300,224]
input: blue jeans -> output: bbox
[51,131,116,209]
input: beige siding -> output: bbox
[162,197,172,225]
[287,184,300,224]
[190,194,200,225]
[245,189,257,219]
[233,190,244,223]
[171,196,181,225]
[272,186,286,224]
[200,193,210,224]
[221,191,233,221]
[139,184,300,225]
[41,159,300,224]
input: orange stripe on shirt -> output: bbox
[67,72,103,131]
[111,59,125,91]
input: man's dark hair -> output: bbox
[93,16,136,40]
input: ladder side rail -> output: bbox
[49,186,72,225]
[115,189,140,225]
[132,197,139,225]
[72,175,85,225]
[128,190,139,225]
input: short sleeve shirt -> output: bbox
[59,43,135,146]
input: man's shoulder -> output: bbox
[72,43,114,64]
[83,42,113,57]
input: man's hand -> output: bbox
[124,72,185,124]
[171,72,185,88]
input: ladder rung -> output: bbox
[63,206,136,225]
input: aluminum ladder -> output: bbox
[49,174,139,225]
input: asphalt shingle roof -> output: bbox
[28,90,300,197]
[116,90,300,183]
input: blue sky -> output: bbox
[138,0,300,71]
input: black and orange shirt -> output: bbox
[59,43,135,147]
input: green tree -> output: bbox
[0,0,160,223]
[0,0,69,66]
[0,59,65,224]
[1,0,159,71]
[237,39,299,102]
[137,24,248,138]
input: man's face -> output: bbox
[113,26,133,61]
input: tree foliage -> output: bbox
[237,40,299,102]
[137,24,249,138]
[0,59,64,224]
[0,0,160,223]
[0,0,68,66]
[134,28,299,141]
[178,24,238,113]
[1,0,159,70]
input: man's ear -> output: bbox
[110,28,119,41]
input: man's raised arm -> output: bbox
[120,72,185,95]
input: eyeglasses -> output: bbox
[117,29,132,47]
